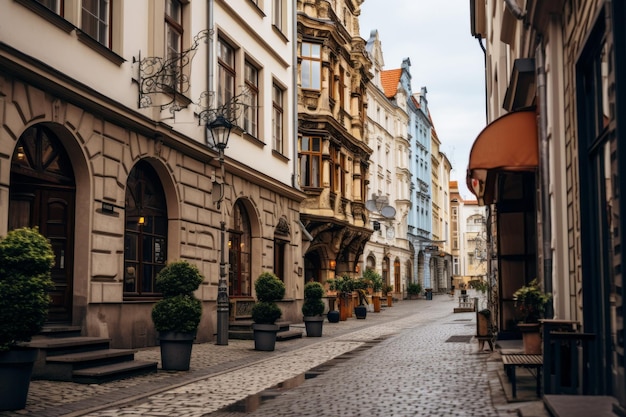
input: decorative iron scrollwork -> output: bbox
[134,29,212,112]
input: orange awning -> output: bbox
[466,110,538,205]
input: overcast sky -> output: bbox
[358,1,487,200]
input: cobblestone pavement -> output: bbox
[0,296,548,417]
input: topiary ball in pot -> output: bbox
[251,301,283,324]
[154,260,204,297]
[152,294,202,334]
[251,272,285,324]
[0,227,54,352]
[151,261,204,334]
[302,281,325,317]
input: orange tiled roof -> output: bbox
[411,95,421,109]
[381,69,402,98]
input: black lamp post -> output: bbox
[206,114,233,346]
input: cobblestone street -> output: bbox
[1,296,548,417]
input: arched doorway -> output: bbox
[124,160,168,297]
[229,200,252,296]
[304,251,322,283]
[394,258,401,294]
[9,125,76,323]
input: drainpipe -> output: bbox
[204,0,215,138]
[292,3,300,190]
[536,39,553,318]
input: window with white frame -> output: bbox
[272,83,284,153]
[299,136,321,187]
[82,0,111,47]
[301,42,321,90]
[164,0,183,90]
[243,61,259,137]
[217,38,236,119]
[272,0,283,32]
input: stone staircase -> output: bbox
[228,320,302,341]
[27,325,157,384]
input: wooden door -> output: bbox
[9,125,76,323]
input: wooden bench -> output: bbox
[501,354,543,398]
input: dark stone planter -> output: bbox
[158,331,195,371]
[327,310,340,323]
[252,323,280,351]
[354,305,367,319]
[303,315,324,337]
[0,347,38,410]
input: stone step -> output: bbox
[28,336,111,355]
[37,348,140,381]
[72,360,158,384]
[28,335,157,383]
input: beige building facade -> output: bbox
[361,30,412,298]
[296,0,373,284]
[1,0,305,348]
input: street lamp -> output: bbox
[206,114,233,346]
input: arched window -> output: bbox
[229,200,252,296]
[124,160,168,297]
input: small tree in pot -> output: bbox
[302,281,325,337]
[151,261,203,370]
[251,272,285,351]
[0,227,54,410]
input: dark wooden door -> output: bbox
[9,125,76,323]
[9,186,75,322]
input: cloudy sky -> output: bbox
[358,1,487,200]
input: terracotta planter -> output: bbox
[477,311,491,336]
[386,295,393,307]
[372,295,381,312]
[339,294,351,321]
[518,323,542,354]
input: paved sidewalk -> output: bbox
[0,296,548,417]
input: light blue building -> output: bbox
[400,59,436,289]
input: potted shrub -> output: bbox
[407,282,422,300]
[513,278,551,354]
[325,278,340,323]
[0,227,54,410]
[302,281,325,337]
[382,283,394,307]
[338,275,355,320]
[363,269,383,312]
[354,288,369,319]
[251,272,285,351]
[151,261,203,371]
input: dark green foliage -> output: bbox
[0,227,54,351]
[151,294,202,333]
[152,260,203,334]
[302,281,325,316]
[327,275,354,295]
[407,282,422,295]
[304,281,324,299]
[363,269,383,292]
[513,279,551,323]
[251,301,282,324]
[468,279,489,294]
[251,272,285,324]
[255,272,285,302]
[155,261,203,296]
